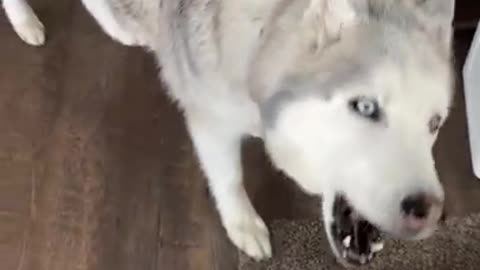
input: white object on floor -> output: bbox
[463,20,480,179]
[2,0,45,46]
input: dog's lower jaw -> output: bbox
[322,194,384,268]
[324,219,352,268]
[322,193,351,266]
[323,213,359,268]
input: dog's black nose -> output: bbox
[401,193,444,231]
[401,193,430,219]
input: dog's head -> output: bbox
[253,0,455,266]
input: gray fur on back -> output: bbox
[107,0,226,101]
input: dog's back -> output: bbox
[107,0,280,108]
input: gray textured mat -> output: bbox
[239,214,480,270]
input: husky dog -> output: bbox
[3,0,456,266]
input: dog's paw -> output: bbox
[12,14,45,46]
[224,212,272,261]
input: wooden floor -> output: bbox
[1,1,479,270]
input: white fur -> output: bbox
[2,0,456,263]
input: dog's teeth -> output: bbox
[371,241,384,253]
[360,255,367,265]
[342,235,352,247]
[342,250,348,258]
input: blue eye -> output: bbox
[349,97,381,121]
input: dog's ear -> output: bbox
[302,0,367,51]
[413,0,456,52]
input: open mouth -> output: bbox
[330,195,384,266]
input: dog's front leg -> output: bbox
[186,114,272,261]
[2,0,45,46]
